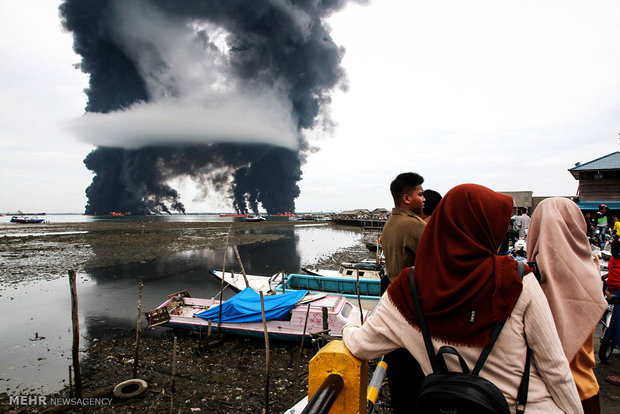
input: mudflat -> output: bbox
[0,221,298,284]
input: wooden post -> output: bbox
[233,245,250,288]
[356,269,364,325]
[322,306,329,332]
[260,292,270,414]
[218,225,232,334]
[281,270,286,293]
[206,320,213,350]
[133,281,143,378]
[68,366,73,398]
[290,303,311,405]
[170,336,177,414]
[68,270,82,398]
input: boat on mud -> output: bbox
[145,288,365,341]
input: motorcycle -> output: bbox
[599,270,618,363]
[509,239,527,262]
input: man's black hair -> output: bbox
[422,189,442,216]
[390,172,424,204]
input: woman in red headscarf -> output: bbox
[343,184,582,413]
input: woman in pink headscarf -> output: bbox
[527,198,607,413]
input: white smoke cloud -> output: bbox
[67,0,299,150]
[68,92,298,149]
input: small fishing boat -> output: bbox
[245,215,266,222]
[209,270,284,294]
[301,261,384,280]
[275,273,381,311]
[10,216,45,224]
[145,288,365,341]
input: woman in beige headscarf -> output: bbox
[527,198,607,413]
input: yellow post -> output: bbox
[308,340,368,414]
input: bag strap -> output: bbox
[473,261,526,374]
[408,267,440,372]
[516,347,531,414]
[471,321,505,375]
[515,260,531,414]
[526,260,541,282]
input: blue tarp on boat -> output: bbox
[194,288,308,323]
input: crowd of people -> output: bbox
[342,172,615,414]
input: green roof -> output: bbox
[568,151,620,178]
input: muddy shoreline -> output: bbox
[0,220,618,413]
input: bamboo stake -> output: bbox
[322,306,329,332]
[68,270,82,398]
[133,281,143,378]
[260,292,270,414]
[281,270,286,293]
[233,245,250,288]
[68,366,73,398]
[356,269,364,325]
[218,224,232,334]
[206,320,213,350]
[170,336,177,414]
[290,303,311,404]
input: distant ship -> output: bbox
[219,213,250,217]
[10,216,45,224]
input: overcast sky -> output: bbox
[1,0,619,213]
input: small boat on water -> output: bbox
[301,261,384,280]
[275,273,381,311]
[145,288,365,341]
[245,215,266,222]
[10,216,45,224]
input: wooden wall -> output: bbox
[578,172,620,201]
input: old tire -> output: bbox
[112,379,148,399]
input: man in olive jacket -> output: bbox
[382,172,427,288]
[380,172,426,413]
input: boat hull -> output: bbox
[10,216,44,224]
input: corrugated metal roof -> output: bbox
[569,151,620,172]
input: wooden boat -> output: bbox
[145,288,365,341]
[301,261,383,280]
[209,270,284,294]
[10,216,45,224]
[275,273,381,311]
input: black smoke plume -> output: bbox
[59,0,354,215]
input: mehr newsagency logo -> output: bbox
[9,395,112,407]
